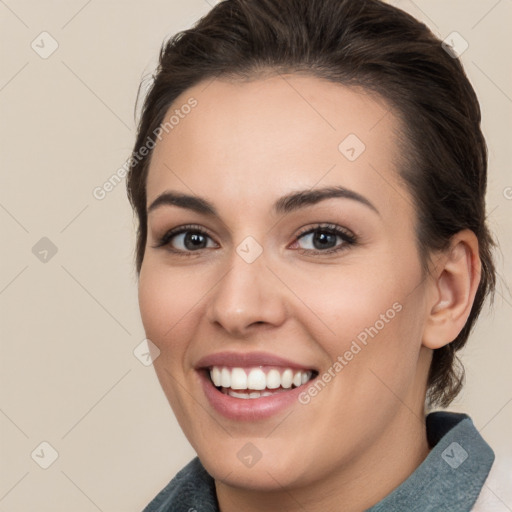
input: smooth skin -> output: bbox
[138,74,481,512]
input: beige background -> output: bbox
[1,1,511,510]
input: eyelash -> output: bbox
[153,223,357,257]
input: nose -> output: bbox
[205,249,287,337]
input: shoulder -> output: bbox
[142,457,219,512]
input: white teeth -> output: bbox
[209,366,315,394]
[231,368,247,390]
[211,367,221,387]
[221,367,231,388]
[229,390,251,399]
[247,368,267,390]
[266,369,281,389]
[227,390,266,399]
[281,369,293,389]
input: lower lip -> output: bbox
[198,370,314,421]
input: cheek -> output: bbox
[138,263,200,355]
[137,264,203,417]
[286,259,413,345]
[287,255,425,392]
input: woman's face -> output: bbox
[139,75,433,491]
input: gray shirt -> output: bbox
[143,411,494,511]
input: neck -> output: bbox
[215,406,430,512]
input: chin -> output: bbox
[197,441,315,492]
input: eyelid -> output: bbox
[295,222,356,240]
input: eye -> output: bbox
[292,223,357,255]
[153,224,217,254]
[153,222,357,257]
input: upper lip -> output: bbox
[195,351,316,371]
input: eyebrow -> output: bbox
[147,186,379,217]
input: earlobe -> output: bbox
[422,230,481,350]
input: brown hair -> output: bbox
[126,0,496,407]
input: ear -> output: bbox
[422,230,481,350]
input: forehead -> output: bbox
[146,74,410,219]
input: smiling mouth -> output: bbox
[207,366,319,399]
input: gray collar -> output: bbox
[144,412,494,512]
[367,412,495,511]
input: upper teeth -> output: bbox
[209,366,313,390]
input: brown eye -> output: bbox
[294,224,357,255]
[153,224,218,254]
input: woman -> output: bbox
[126,0,501,510]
